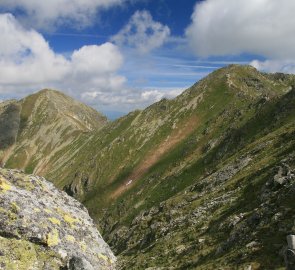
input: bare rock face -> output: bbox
[0,167,116,269]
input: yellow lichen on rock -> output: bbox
[0,236,61,270]
[10,202,20,213]
[66,235,75,243]
[98,253,109,261]
[44,209,53,214]
[80,241,87,252]
[46,229,59,247]
[48,217,61,225]
[14,175,35,191]
[0,175,11,192]
[63,213,78,226]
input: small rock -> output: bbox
[272,212,283,222]
[246,241,260,249]
[68,256,94,270]
[273,164,293,185]
[175,245,186,255]
[287,235,295,250]
[285,249,295,270]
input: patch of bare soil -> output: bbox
[110,115,198,199]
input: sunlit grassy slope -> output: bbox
[44,65,295,268]
[2,65,295,269]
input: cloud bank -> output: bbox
[0,0,125,30]
[0,13,125,96]
[0,13,180,112]
[186,0,295,73]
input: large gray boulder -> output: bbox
[0,167,116,269]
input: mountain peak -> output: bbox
[0,89,108,174]
[36,88,63,94]
[195,64,295,100]
[207,64,259,79]
[20,88,107,130]
[34,88,79,101]
[223,63,257,71]
[27,88,68,101]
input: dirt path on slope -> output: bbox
[110,115,198,199]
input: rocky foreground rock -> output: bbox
[0,167,116,269]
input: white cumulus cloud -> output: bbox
[81,87,182,112]
[185,0,295,73]
[0,13,70,85]
[0,0,126,30]
[0,13,126,98]
[112,10,170,54]
[0,13,181,113]
[69,44,126,93]
[250,59,295,74]
[186,0,295,59]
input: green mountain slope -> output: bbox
[0,89,107,175]
[2,65,295,269]
[39,65,295,268]
[112,85,295,269]
[45,65,293,203]
[0,100,21,150]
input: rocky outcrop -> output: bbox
[0,167,116,269]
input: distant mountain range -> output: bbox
[1,65,294,269]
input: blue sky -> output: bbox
[0,0,294,119]
[44,0,196,50]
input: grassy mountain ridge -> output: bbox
[1,65,294,268]
[45,65,294,269]
[0,89,107,175]
[112,81,295,269]
[45,65,294,206]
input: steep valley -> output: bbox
[1,65,294,269]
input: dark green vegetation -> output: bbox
[0,101,21,150]
[1,65,295,269]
